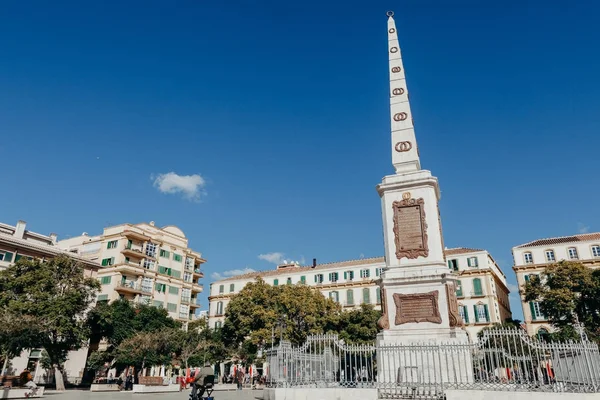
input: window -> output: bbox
[141,277,153,293]
[179,304,190,319]
[216,301,224,315]
[155,283,167,293]
[183,272,192,282]
[100,276,112,285]
[140,295,151,305]
[145,243,157,258]
[14,255,34,262]
[181,288,191,302]
[229,283,235,292]
[126,240,132,249]
[448,259,458,271]
[185,257,194,269]
[219,284,224,294]
[101,257,115,266]
[472,278,483,296]
[215,321,222,329]
[467,257,478,268]
[173,253,182,262]
[376,268,384,277]
[568,247,579,260]
[545,250,555,262]
[314,274,324,284]
[529,301,545,320]
[376,287,381,304]
[524,252,533,264]
[153,300,164,308]
[537,327,549,340]
[455,280,463,297]
[300,276,306,284]
[107,240,118,249]
[158,266,172,276]
[329,291,339,302]
[593,245,600,258]
[274,279,279,286]
[143,259,155,270]
[474,304,489,323]
[97,294,109,302]
[0,251,14,262]
[329,272,339,282]
[160,249,170,258]
[363,288,370,304]
[360,269,370,278]
[171,269,181,279]
[169,286,179,295]
[167,303,177,312]
[459,305,469,323]
[344,271,354,281]
[346,289,354,306]
[286,277,292,285]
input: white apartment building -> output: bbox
[512,232,600,336]
[208,248,511,341]
[0,220,99,384]
[57,221,205,325]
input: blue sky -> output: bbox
[1,1,599,321]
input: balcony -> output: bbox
[123,230,150,241]
[189,297,200,308]
[122,247,145,259]
[193,269,204,278]
[115,281,143,294]
[181,297,191,305]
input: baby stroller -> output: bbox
[189,375,215,400]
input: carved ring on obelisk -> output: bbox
[389,28,396,34]
[402,192,411,200]
[395,141,412,153]
[393,112,408,121]
[392,88,405,96]
[391,66,402,73]
[390,47,398,53]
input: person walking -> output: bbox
[236,367,244,390]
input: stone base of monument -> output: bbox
[90,383,120,392]
[262,387,377,400]
[0,387,45,398]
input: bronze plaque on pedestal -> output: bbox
[393,197,429,260]
[393,290,442,325]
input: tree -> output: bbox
[523,261,600,341]
[0,311,41,375]
[0,256,100,369]
[336,304,382,344]
[115,329,179,372]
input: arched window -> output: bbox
[216,301,223,315]
[362,288,371,304]
[537,327,549,341]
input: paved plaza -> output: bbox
[41,390,264,400]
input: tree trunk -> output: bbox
[1,356,8,376]
[54,367,65,391]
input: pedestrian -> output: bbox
[236,367,244,390]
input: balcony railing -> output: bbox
[117,281,142,292]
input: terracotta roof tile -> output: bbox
[444,247,483,256]
[516,232,600,249]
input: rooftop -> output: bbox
[515,232,600,249]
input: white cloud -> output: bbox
[152,172,206,201]
[578,222,590,234]
[258,252,285,265]
[211,267,256,281]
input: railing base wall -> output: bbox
[446,390,600,400]
[263,387,378,400]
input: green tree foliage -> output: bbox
[523,261,600,341]
[0,312,41,374]
[114,329,180,371]
[0,256,100,368]
[336,304,382,344]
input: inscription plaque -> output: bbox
[393,291,442,325]
[392,198,429,260]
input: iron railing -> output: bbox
[265,329,600,397]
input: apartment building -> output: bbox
[0,220,99,384]
[512,232,600,336]
[208,248,511,341]
[57,221,205,325]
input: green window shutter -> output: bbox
[529,302,537,320]
[376,268,380,277]
[463,306,469,323]
[173,254,182,262]
[448,260,452,269]
[155,283,162,291]
[127,240,132,249]
[101,259,107,266]
[97,294,109,302]
[3,252,13,262]
[171,270,181,279]
[376,288,381,304]
[314,275,318,283]
[347,290,354,305]
[484,304,490,321]
[107,242,110,249]
[158,266,165,274]
[473,305,479,322]
[344,272,347,280]
[456,281,463,297]
[111,257,115,265]
[219,285,224,293]
[286,277,291,285]
[274,279,279,286]
[473,279,483,296]
[363,288,370,304]
[100,276,111,285]
[365,269,370,278]
[169,286,179,295]
[167,303,177,312]
[300,276,306,284]
[230,283,235,292]
[525,275,530,283]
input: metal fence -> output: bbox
[265,329,600,397]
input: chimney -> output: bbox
[15,220,26,239]
[49,233,58,245]
[312,258,317,268]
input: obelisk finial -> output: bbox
[387,12,421,174]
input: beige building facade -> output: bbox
[512,232,600,336]
[208,248,511,341]
[0,220,99,384]
[57,221,205,325]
